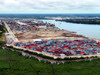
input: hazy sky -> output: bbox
[0,0,100,14]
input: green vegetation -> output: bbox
[0,25,5,37]
[57,19,100,24]
[0,25,6,46]
[1,48,100,75]
[0,41,6,46]
[0,25,6,41]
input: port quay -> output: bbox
[3,19,100,59]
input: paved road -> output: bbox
[4,21,18,42]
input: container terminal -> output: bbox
[2,18,100,59]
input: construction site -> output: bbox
[3,19,100,59]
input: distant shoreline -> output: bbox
[56,19,100,25]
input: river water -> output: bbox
[41,19,100,40]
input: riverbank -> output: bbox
[56,19,100,25]
[41,19,100,40]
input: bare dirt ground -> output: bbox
[15,32,88,42]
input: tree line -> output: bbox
[57,19,100,24]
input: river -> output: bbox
[40,19,100,40]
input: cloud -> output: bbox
[0,0,100,13]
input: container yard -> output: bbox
[3,19,100,58]
[14,39,100,56]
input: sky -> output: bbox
[0,0,100,14]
